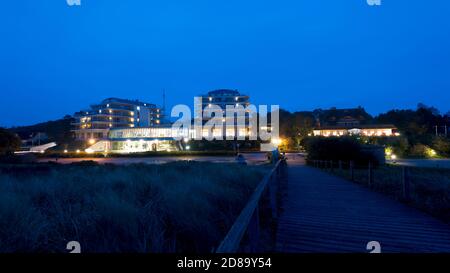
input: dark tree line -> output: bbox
[279,104,450,157]
[0,128,21,155]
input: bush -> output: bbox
[432,136,450,157]
[304,137,382,166]
[408,144,438,158]
[0,128,21,155]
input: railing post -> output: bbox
[368,161,373,188]
[248,206,260,252]
[350,161,354,181]
[402,166,410,201]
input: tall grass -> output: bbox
[0,162,267,253]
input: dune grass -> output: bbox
[0,161,267,253]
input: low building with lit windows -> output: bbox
[313,124,399,137]
[72,98,162,140]
[85,125,190,153]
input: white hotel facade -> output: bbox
[72,98,162,141]
[74,90,254,153]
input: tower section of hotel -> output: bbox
[200,89,251,139]
[72,98,162,141]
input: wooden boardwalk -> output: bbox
[275,156,450,253]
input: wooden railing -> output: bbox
[308,159,412,201]
[215,159,287,253]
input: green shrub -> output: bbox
[304,137,381,166]
[0,129,21,156]
[432,136,450,157]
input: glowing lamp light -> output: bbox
[426,148,437,157]
[385,147,393,157]
[186,145,191,150]
[76,149,80,154]
[88,138,96,145]
[64,150,68,153]
[391,154,397,160]
[271,138,282,146]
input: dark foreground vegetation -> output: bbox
[0,161,267,252]
[304,137,383,166]
[310,162,450,223]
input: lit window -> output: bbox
[109,123,112,127]
[107,104,110,107]
[130,111,134,116]
[109,110,112,114]
[137,106,140,111]
[99,110,102,113]
[235,97,238,101]
[209,97,212,101]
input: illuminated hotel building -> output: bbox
[72,98,162,140]
[200,89,252,139]
[85,125,191,153]
[313,124,399,137]
[78,92,260,153]
[201,89,250,111]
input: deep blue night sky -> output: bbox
[1,0,450,127]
